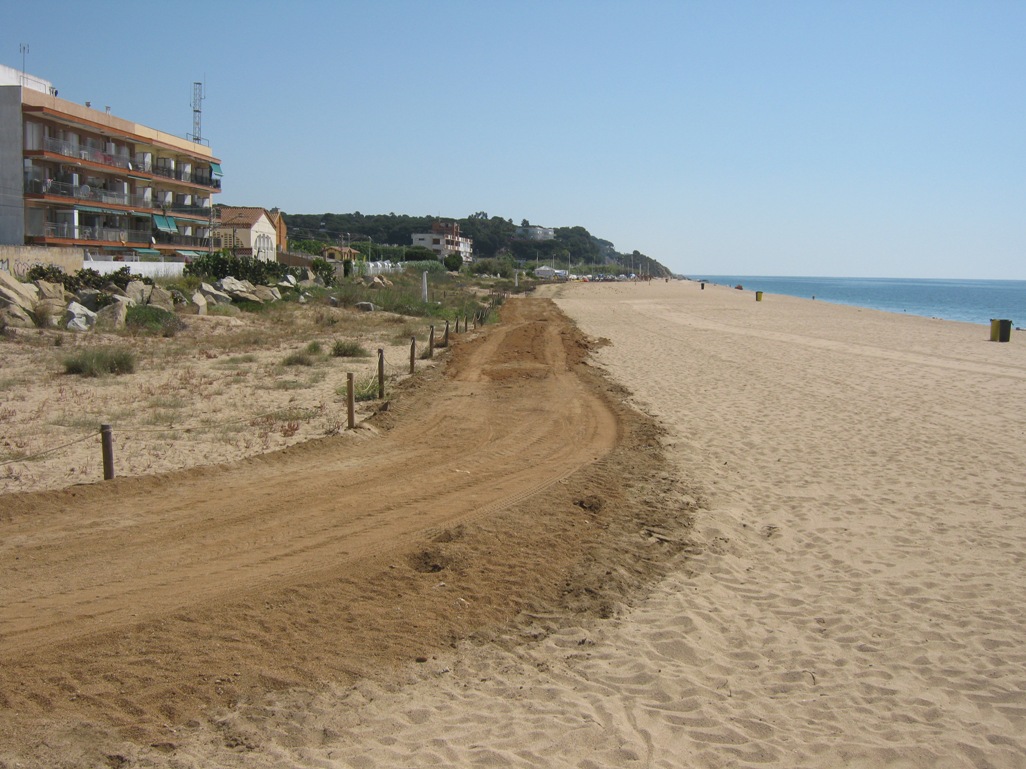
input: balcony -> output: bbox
[151,165,221,189]
[25,177,135,207]
[166,203,213,218]
[153,232,212,248]
[42,137,133,171]
[29,222,151,244]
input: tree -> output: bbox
[443,253,463,272]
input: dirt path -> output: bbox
[0,297,695,764]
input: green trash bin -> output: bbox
[755,291,763,302]
[990,319,1012,343]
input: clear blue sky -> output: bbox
[4,1,1024,278]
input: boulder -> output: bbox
[111,294,136,309]
[74,287,102,311]
[147,285,175,312]
[32,298,68,328]
[190,291,208,316]
[278,274,298,289]
[0,304,36,329]
[198,282,232,306]
[355,301,378,312]
[218,276,257,294]
[64,301,97,332]
[34,279,67,301]
[95,299,128,331]
[104,282,129,298]
[0,271,40,314]
[217,277,262,303]
[125,280,151,305]
[251,285,280,303]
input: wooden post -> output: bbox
[100,423,114,480]
[347,373,355,429]
[428,325,435,359]
[377,348,385,399]
[444,320,450,347]
[410,335,416,373]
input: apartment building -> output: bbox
[0,64,222,260]
[411,220,473,262]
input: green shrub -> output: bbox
[126,305,186,337]
[63,348,136,377]
[332,340,369,358]
[26,264,151,292]
[283,351,314,366]
[207,303,241,317]
[305,341,323,355]
[310,258,336,287]
[184,249,304,286]
[25,263,68,285]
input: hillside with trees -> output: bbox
[280,211,671,278]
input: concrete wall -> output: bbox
[0,87,25,245]
[0,245,82,278]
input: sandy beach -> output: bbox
[3,280,1025,767]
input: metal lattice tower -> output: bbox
[191,81,204,143]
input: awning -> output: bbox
[153,215,178,233]
[127,174,149,181]
[133,248,161,255]
[176,250,202,257]
[210,162,223,177]
[77,205,125,216]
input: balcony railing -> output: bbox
[150,165,221,189]
[25,177,134,206]
[43,137,133,171]
[36,137,220,190]
[166,203,213,217]
[30,222,151,244]
[154,232,212,248]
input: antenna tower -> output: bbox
[19,43,29,85]
[190,81,205,143]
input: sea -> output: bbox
[691,276,1026,327]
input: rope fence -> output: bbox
[0,314,485,485]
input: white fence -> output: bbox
[83,258,186,280]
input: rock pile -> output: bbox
[0,270,316,332]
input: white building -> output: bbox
[214,207,278,262]
[514,225,555,241]
[411,220,473,262]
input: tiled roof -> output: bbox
[217,207,270,227]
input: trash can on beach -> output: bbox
[755,291,763,302]
[990,319,1012,343]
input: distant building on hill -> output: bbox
[0,63,222,260]
[411,220,473,262]
[514,224,555,241]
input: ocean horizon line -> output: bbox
[687,274,1024,327]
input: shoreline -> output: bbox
[687,274,1026,326]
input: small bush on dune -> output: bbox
[125,305,186,337]
[331,340,369,358]
[63,348,136,377]
[283,351,314,367]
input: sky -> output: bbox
[3,1,1024,279]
